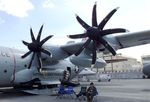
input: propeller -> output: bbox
[21,25,53,72]
[68,2,128,66]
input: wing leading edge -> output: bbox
[115,30,150,49]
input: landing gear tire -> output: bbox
[143,75,146,79]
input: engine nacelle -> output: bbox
[70,55,106,68]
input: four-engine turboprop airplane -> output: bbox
[1,3,150,94]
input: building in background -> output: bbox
[97,53,142,73]
[141,55,150,65]
[79,53,143,80]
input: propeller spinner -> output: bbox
[22,25,53,72]
[68,2,128,66]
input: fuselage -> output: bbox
[0,46,27,87]
[0,44,107,87]
[0,46,82,87]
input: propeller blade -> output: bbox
[76,14,91,30]
[22,40,29,46]
[101,28,127,36]
[30,28,36,42]
[28,53,35,69]
[40,35,53,46]
[37,25,43,42]
[100,38,116,55]
[98,7,119,30]
[21,51,32,58]
[22,25,53,72]
[92,2,98,27]
[75,39,91,56]
[36,53,42,71]
[67,33,87,39]
[41,48,52,57]
[91,41,97,65]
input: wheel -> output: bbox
[98,79,101,82]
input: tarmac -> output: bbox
[0,79,150,102]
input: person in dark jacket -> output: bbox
[86,82,98,102]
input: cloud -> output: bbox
[0,0,34,18]
[42,0,55,9]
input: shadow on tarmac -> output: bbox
[0,90,35,99]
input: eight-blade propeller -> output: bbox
[68,2,128,66]
[21,25,53,72]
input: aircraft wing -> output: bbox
[115,30,150,49]
[61,30,150,58]
[61,42,84,55]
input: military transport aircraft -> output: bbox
[0,3,150,94]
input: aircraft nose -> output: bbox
[143,64,150,76]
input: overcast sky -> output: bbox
[0,0,150,61]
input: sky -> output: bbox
[0,0,150,61]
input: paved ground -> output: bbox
[0,79,150,102]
